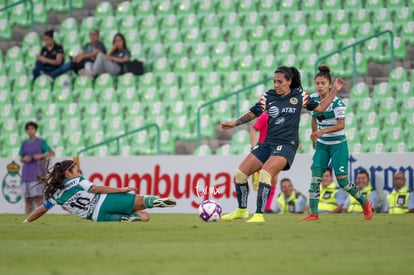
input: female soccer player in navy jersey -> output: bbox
[221,66,345,223]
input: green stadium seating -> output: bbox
[243,11,261,27]
[215,144,231,156]
[95,1,114,22]
[177,0,197,14]
[359,111,380,128]
[0,10,12,40]
[15,103,37,122]
[382,112,403,129]
[9,0,30,27]
[41,118,62,135]
[372,82,392,97]
[375,97,398,113]
[41,103,60,119]
[45,0,67,13]
[194,144,213,156]
[116,1,134,17]
[33,1,47,24]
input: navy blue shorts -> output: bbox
[251,142,297,171]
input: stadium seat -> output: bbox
[359,111,380,128]
[15,103,37,122]
[45,0,67,13]
[95,1,114,22]
[100,16,119,33]
[9,1,30,27]
[79,17,98,37]
[372,82,392,97]
[60,102,79,119]
[194,144,213,156]
[41,102,61,119]
[4,46,24,73]
[215,144,231,155]
[32,1,48,24]
[0,11,12,40]
[41,118,62,135]
[374,97,397,113]
[388,67,408,91]
[116,1,134,17]
[382,112,403,128]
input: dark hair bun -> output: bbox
[318,65,330,74]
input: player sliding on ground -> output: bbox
[24,159,176,223]
[300,65,373,221]
[221,66,345,223]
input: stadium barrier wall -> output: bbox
[1,154,413,214]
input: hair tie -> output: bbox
[61,161,76,175]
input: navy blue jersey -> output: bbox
[250,88,318,147]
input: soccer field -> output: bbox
[0,214,413,275]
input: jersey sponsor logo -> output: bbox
[290,97,298,105]
[339,166,345,173]
[2,161,22,204]
[275,117,285,125]
[281,107,297,113]
[268,106,280,117]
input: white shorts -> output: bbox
[21,181,44,199]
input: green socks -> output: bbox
[309,168,324,214]
[144,195,160,208]
[337,178,366,206]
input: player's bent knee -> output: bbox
[235,169,248,184]
[259,169,272,185]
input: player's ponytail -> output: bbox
[40,159,76,200]
[315,65,332,83]
[274,66,303,90]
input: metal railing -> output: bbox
[0,0,34,31]
[196,77,272,146]
[314,30,395,85]
[76,123,161,158]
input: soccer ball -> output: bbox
[198,200,222,222]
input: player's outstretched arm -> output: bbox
[313,78,345,113]
[25,205,49,223]
[221,111,256,130]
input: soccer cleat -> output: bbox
[121,214,143,222]
[300,214,319,221]
[246,213,265,223]
[153,198,176,208]
[221,208,249,221]
[362,199,373,220]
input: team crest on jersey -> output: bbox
[290,97,298,105]
[2,161,22,204]
[268,106,279,117]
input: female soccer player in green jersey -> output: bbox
[301,65,373,221]
[25,160,176,222]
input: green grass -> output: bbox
[1,214,413,275]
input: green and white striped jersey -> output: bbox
[44,176,106,220]
[310,94,346,145]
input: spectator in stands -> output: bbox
[274,178,307,214]
[20,121,55,214]
[318,168,347,214]
[55,29,107,76]
[84,32,130,77]
[250,112,277,212]
[343,170,382,213]
[32,30,65,81]
[383,171,414,214]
